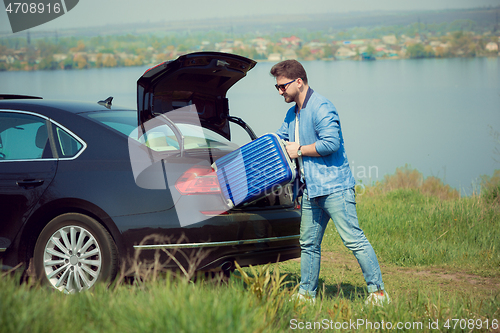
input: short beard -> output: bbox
[283,93,295,104]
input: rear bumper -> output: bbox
[199,245,301,271]
[119,205,301,273]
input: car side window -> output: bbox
[0,112,51,160]
[54,126,83,158]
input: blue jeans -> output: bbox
[298,187,384,298]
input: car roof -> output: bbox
[0,98,134,115]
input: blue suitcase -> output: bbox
[212,133,296,208]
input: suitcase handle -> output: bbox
[278,138,297,170]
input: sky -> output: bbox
[1,0,499,34]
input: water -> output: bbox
[1,57,499,195]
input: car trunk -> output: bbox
[136,52,295,210]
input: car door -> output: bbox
[0,111,57,252]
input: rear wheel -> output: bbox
[33,213,118,293]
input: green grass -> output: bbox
[1,264,498,333]
[0,273,288,333]
[356,189,500,272]
[1,168,500,332]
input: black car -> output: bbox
[0,52,301,293]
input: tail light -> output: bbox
[175,165,221,195]
[200,210,229,216]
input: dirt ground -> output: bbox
[290,249,500,298]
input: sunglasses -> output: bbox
[275,79,296,92]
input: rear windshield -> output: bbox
[84,110,137,137]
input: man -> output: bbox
[271,60,389,305]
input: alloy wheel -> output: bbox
[42,225,102,293]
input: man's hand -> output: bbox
[285,142,320,158]
[286,141,300,159]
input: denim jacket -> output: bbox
[276,88,355,198]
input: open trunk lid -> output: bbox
[137,52,257,141]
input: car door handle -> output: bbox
[16,179,45,189]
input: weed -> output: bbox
[481,169,500,205]
[369,164,460,200]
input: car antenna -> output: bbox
[98,96,113,109]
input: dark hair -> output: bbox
[270,60,308,84]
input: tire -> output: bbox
[33,213,118,293]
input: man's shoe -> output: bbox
[290,293,316,304]
[364,290,390,307]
